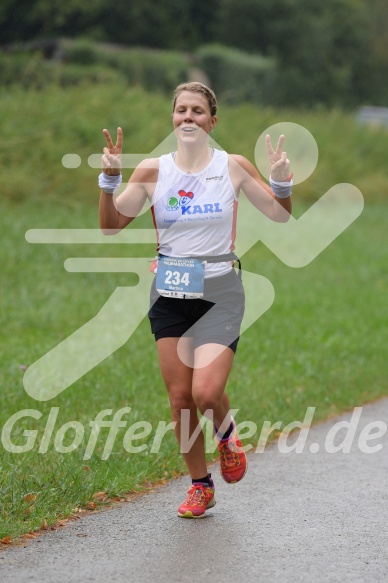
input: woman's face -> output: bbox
[172,91,217,142]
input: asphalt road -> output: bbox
[1,399,388,583]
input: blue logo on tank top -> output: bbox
[181,202,222,215]
[165,189,222,215]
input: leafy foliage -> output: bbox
[1,0,388,106]
[196,44,276,105]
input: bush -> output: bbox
[0,52,123,89]
[97,47,189,93]
[61,41,190,93]
[61,38,100,66]
[0,53,47,88]
[56,63,124,87]
[196,44,277,106]
[0,40,189,92]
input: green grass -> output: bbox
[1,83,388,207]
[1,83,387,539]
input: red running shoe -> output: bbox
[216,422,248,484]
[177,482,216,519]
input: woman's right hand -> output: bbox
[265,133,292,182]
[102,127,122,176]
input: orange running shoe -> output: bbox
[177,481,216,519]
[216,422,248,484]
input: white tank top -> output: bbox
[151,149,238,278]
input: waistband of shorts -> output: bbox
[158,252,242,280]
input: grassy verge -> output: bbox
[1,83,387,539]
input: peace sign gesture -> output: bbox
[265,133,292,182]
[102,127,123,176]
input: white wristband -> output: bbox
[269,176,293,199]
[98,172,122,194]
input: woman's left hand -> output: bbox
[265,134,293,182]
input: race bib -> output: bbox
[155,256,205,298]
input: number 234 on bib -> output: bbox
[155,257,205,299]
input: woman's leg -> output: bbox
[191,343,235,430]
[192,343,247,484]
[155,337,208,480]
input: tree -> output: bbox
[0,0,106,44]
[216,0,381,107]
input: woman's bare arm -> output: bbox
[229,154,292,222]
[229,134,292,221]
[98,127,158,234]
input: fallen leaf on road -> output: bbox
[85,501,97,510]
[92,491,107,501]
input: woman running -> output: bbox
[98,82,292,518]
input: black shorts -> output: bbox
[148,269,245,352]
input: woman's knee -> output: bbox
[167,387,196,416]
[192,383,223,415]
